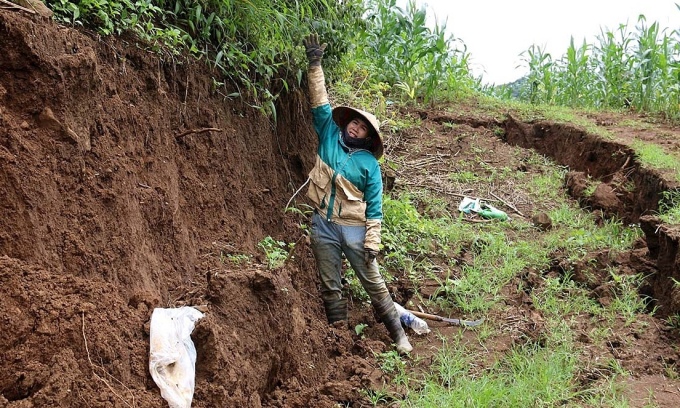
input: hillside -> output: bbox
[2,8,680,408]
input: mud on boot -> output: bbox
[394,336,413,355]
[373,295,413,354]
[324,298,348,325]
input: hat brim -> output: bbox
[332,106,384,160]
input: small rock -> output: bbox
[20,121,30,130]
[37,106,62,131]
[532,212,552,231]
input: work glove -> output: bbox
[364,248,378,266]
[303,33,327,67]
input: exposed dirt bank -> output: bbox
[0,10,375,407]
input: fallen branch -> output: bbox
[417,183,498,203]
[462,217,492,224]
[175,127,222,139]
[0,0,36,13]
[408,309,485,327]
[490,191,525,217]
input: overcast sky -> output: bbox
[414,0,680,85]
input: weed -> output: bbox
[354,323,368,337]
[376,350,406,375]
[221,252,251,265]
[606,267,650,323]
[658,189,680,224]
[666,314,680,330]
[343,264,370,302]
[257,236,290,269]
[448,170,479,184]
[359,388,390,407]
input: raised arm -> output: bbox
[303,34,329,108]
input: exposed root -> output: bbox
[0,0,36,14]
[81,312,136,408]
[175,127,222,139]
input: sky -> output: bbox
[414,0,680,85]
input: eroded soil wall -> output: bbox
[0,11,350,407]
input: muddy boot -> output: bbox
[324,298,348,325]
[373,295,413,354]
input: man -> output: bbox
[303,34,412,354]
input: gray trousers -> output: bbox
[310,212,389,303]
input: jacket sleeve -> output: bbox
[308,65,329,108]
[309,65,337,144]
[363,162,383,252]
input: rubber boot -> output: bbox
[373,295,413,354]
[324,298,348,325]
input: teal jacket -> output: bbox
[306,103,383,251]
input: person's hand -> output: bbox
[364,248,378,266]
[303,33,327,67]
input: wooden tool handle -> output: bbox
[408,309,445,321]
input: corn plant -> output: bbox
[592,23,635,108]
[351,0,475,105]
[519,44,555,104]
[512,13,680,120]
[554,37,596,107]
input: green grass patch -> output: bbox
[632,140,680,182]
[403,339,578,407]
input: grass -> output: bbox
[401,338,578,407]
[375,143,651,406]
[658,190,680,224]
[631,140,680,182]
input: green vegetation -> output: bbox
[377,151,646,405]
[403,340,579,407]
[47,0,366,115]
[632,140,680,181]
[45,0,680,122]
[516,15,680,120]
[257,236,291,269]
[658,190,680,224]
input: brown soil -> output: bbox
[2,9,680,408]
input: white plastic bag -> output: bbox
[394,302,431,335]
[149,307,204,408]
[458,196,481,214]
[458,196,509,220]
